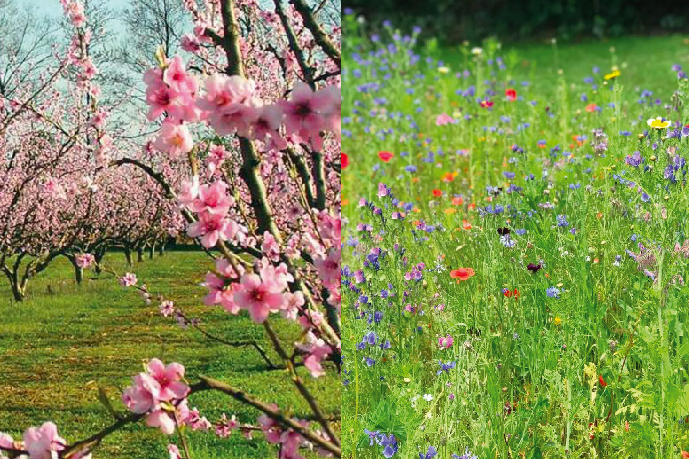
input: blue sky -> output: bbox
[25,0,130,33]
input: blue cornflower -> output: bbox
[419,446,437,459]
[364,429,380,446]
[556,215,569,227]
[437,360,456,375]
[404,165,417,173]
[546,287,561,299]
[378,434,399,458]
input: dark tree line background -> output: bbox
[344,0,689,43]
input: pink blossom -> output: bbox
[0,433,14,449]
[160,300,175,317]
[233,272,286,323]
[435,113,455,126]
[75,253,95,268]
[197,74,254,112]
[215,413,239,437]
[189,181,233,216]
[180,34,201,53]
[314,248,340,290]
[203,272,240,314]
[153,121,193,156]
[438,334,454,349]
[252,104,287,149]
[122,373,161,413]
[187,212,229,248]
[163,56,198,94]
[120,272,138,287]
[23,422,66,459]
[146,409,176,435]
[261,231,281,262]
[280,82,327,149]
[177,175,200,209]
[168,444,182,459]
[146,358,189,401]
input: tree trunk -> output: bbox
[94,248,106,274]
[124,247,133,266]
[137,247,144,263]
[10,279,24,302]
[149,244,155,259]
[69,257,84,284]
[159,243,165,255]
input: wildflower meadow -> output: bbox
[342,15,689,459]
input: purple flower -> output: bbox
[625,151,643,167]
[378,434,399,458]
[453,448,478,459]
[419,446,437,459]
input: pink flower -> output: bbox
[233,272,286,323]
[252,104,287,149]
[314,248,340,290]
[153,121,193,156]
[120,272,138,287]
[180,34,201,53]
[258,409,282,443]
[208,101,260,137]
[435,113,455,126]
[261,231,281,262]
[23,422,66,459]
[177,175,200,209]
[160,300,175,317]
[168,444,182,459]
[122,373,161,413]
[0,432,14,449]
[189,181,233,216]
[75,253,95,268]
[187,212,229,248]
[198,74,254,112]
[147,358,189,401]
[215,414,239,438]
[280,82,327,150]
[163,56,198,94]
[146,409,176,435]
[438,334,454,349]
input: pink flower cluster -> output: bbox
[179,178,246,248]
[122,359,190,434]
[75,253,95,269]
[204,257,298,324]
[0,422,91,459]
[144,56,340,156]
[258,410,312,459]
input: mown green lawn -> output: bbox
[0,251,339,458]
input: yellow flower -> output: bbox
[647,117,671,129]
[554,317,562,326]
[438,66,450,74]
[604,70,620,80]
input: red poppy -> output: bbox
[599,375,607,387]
[432,189,442,197]
[586,104,598,113]
[462,219,472,230]
[378,151,394,162]
[452,197,464,206]
[450,268,475,282]
[479,100,494,108]
[503,288,520,299]
[505,88,517,101]
[442,172,455,182]
[341,152,349,169]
